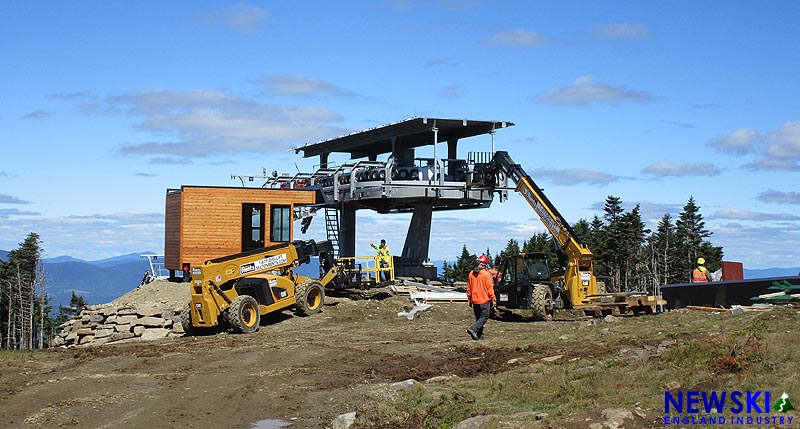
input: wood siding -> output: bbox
[164,186,318,270]
[164,191,183,269]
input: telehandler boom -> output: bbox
[182,239,344,334]
[480,151,664,319]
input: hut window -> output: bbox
[242,203,265,251]
[270,205,291,242]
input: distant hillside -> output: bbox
[0,249,8,261]
[43,258,151,310]
[744,267,800,279]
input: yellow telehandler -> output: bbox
[181,239,345,334]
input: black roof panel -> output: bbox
[294,117,513,158]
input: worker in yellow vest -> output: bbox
[692,257,713,283]
[370,239,391,282]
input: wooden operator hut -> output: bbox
[164,185,318,280]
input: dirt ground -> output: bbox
[0,282,794,429]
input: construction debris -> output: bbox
[686,304,772,314]
[394,279,467,319]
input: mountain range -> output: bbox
[1,251,156,312]
[0,250,798,314]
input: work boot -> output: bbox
[467,328,479,341]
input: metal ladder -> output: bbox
[324,208,340,258]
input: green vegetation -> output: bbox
[353,308,800,429]
[0,232,87,349]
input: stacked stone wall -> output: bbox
[52,304,185,347]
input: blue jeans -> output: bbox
[469,302,491,338]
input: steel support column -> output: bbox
[338,204,357,258]
[400,201,433,264]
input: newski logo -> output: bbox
[240,254,288,275]
[663,390,795,426]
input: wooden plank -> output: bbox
[687,305,731,313]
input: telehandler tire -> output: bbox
[227,295,260,334]
[295,279,325,316]
[531,284,554,321]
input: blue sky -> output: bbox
[1,1,799,269]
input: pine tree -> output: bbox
[675,196,715,282]
[56,292,88,323]
[2,232,44,349]
[602,195,625,291]
[450,245,477,282]
[522,232,559,269]
[647,213,677,286]
[616,205,649,292]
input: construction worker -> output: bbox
[466,254,496,341]
[692,257,713,283]
[486,265,502,286]
[370,239,391,282]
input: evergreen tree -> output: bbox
[1,232,45,349]
[56,292,88,324]
[440,260,454,283]
[616,205,649,292]
[449,245,477,282]
[522,232,559,269]
[588,215,609,278]
[602,195,625,291]
[647,213,678,286]
[674,196,717,282]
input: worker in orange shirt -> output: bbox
[466,254,496,340]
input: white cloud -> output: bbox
[590,23,651,40]
[757,190,800,205]
[765,121,800,158]
[0,208,40,218]
[72,89,347,159]
[194,3,269,35]
[259,74,361,98]
[712,208,800,221]
[717,121,800,171]
[0,193,29,204]
[708,128,758,155]
[711,221,800,268]
[480,29,549,47]
[529,167,620,186]
[641,161,721,177]
[225,3,269,35]
[743,158,800,171]
[24,110,50,120]
[536,76,656,106]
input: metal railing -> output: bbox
[336,255,395,284]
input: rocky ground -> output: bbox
[1,280,797,429]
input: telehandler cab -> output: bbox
[181,239,345,334]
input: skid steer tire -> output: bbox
[181,302,200,336]
[227,295,260,334]
[531,284,554,321]
[295,279,325,316]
